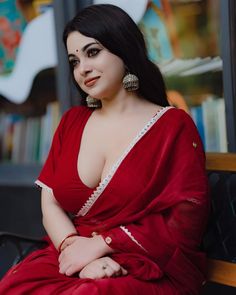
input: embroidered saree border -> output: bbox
[76,107,173,217]
[120,225,148,252]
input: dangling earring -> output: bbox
[122,72,139,91]
[86,95,102,108]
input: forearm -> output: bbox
[42,205,76,250]
[41,188,76,250]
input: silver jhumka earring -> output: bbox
[86,95,102,108]
[122,72,139,91]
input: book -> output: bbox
[190,105,206,149]
[215,98,227,152]
[0,101,60,164]
[202,97,227,152]
[39,101,60,163]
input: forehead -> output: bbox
[66,31,97,53]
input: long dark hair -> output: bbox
[63,4,169,107]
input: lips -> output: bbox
[84,77,100,87]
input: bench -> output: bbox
[1,153,236,294]
[201,152,236,294]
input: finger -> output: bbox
[103,257,121,272]
[59,262,72,275]
[80,267,105,279]
[81,270,103,279]
[59,255,75,275]
[121,267,128,276]
[58,250,65,263]
[58,253,62,263]
[58,254,68,270]
[65,264,79,276]
[103,265,115,277]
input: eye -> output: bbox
[87,48,100,57]
[69,59,79,69]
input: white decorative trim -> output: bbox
[120,225,147,252]
[187,197,201,205]
[35,180,53,194]
[76,107,173,217]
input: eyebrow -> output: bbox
[68,42,100,59]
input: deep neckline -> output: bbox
[75,106,173,191]
[76,106,174,217]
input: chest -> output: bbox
[53,122,154,214]
[77,117,151,189]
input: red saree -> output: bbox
[0,106,209,295]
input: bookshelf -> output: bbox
[0,0,235,181]
[0,0,235,283]
[140,0,236,153]
[0,0,90,241]
[0,1,91,186]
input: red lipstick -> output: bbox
[84,77,100,87]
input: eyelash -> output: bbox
[87,47,101,57]
[69,48,101,69]
[69,59,79,69]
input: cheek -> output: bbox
[105,60,124,82]
[111,67,124,84]
[73,70,83,86]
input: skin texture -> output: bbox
[42,31,162,280]
[67,31,126,101]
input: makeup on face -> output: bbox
[68,41,103,69]
[84,76,100,87]
[66,32,125,99]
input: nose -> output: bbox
[78,59,92,77]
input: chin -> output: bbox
[88,92,106,100]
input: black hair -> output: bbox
[63,4,169,107]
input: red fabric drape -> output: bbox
[0,106,209,295]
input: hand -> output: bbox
[58,235,113,276]
[79,256,128,279]
[59,235,78,252]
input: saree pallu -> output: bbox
[0,106,209,294]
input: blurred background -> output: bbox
[0,1,235,290]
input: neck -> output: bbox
[97,89,145,117]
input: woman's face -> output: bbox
[66,31,125,99]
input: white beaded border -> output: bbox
[120,225,147,252]
[76,107,173,217]
[35,179,53,194]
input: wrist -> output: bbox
[93,235,114,254]
[58,232,79,253]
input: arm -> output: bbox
[42,187,114,276]
[39,108,115,275]
[41,187,77,250]
[58,232,114,276]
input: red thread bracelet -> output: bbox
[58,233,79,253]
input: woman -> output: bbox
[0,4,209,294]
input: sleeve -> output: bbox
[35,109,70,192]
[101,111,209,289]
[102,200,208,282]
